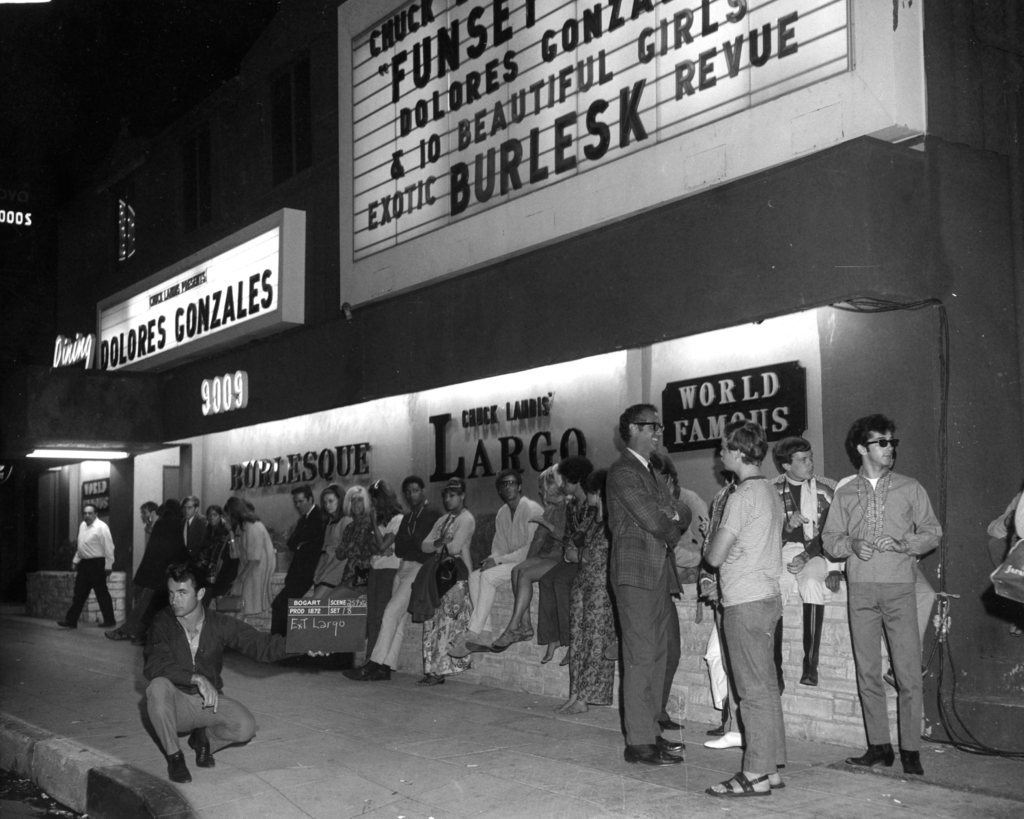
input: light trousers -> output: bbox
[722,595,786,772]
[467,562,515,635]
[369,560,422,668]
[145,677,256,756]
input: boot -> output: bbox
[707,696,731,736]
[800,603,824,686]
[846,743,895,768]
[774,617,785,694]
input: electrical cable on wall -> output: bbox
[833,296,1024,759]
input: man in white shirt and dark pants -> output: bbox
[58,503,116,629]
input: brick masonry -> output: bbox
[26,571,127,623]
[389,581,897,748]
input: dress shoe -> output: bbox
[846,743,895,768]
[188,727,215,768]
[900,749,924,775]
[56,620,76,629]
[623,744,683,766]
[166,750,192,783]
[104,629,131,641]
[417,673,445,685]
[658,718,682,731]
[656,736,685,754]
[363,663,391,681]
[343,660,387,681]
[704,731,744,750]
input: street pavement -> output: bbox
[1,613,1022,818]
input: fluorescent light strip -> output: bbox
[27,449,129,460]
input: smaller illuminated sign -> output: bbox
[201,370,250,416]
[662,361,807,452]
[82,478,110,513]
[97,208,306,371]
[52,333,96,369]
[229,443,372,490]
[117,197,136,261]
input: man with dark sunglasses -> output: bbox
[822,414,941,777]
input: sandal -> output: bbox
[705,772,771,798]
[490,629,527,652]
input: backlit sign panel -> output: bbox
[97,209,306,371]
[351,0,850,259]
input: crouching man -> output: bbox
[144,562,292,784]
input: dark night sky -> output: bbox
[0,0,282,369]
[0,0,281,202]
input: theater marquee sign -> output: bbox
[96,209,306,371]
[661,360,807,451]
[351,0,850,259]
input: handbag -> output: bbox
[435,544,467,597]
[990,538,1024,603]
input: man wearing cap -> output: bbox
[450,469,543,657]
[607,403,690,766]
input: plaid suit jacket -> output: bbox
[607,451,683,590]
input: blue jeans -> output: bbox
[722,595,786,772]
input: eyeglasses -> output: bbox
[634,421,664,432]
[497,480,519,488]
[866,438,899,449]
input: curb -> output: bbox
[0,713,193,818]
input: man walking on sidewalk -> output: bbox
[144,562,292,783]
[57,504,116,629]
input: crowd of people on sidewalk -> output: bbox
[62,402,1024,794]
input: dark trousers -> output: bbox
[366,567,397,656]
[112,585,158,638]
[271,576,313,636]
[65,557,114,626]
[614,564,675,746]
[538,560,579,646]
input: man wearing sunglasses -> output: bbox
[607,403,691,765]
[822,414,942,777]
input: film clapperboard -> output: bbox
[285,597,367,653]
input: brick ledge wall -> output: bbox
[392,582,895,748]
[26,572,128,623]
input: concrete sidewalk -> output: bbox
[1,614,1022,818]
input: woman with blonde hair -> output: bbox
[331,485,378,600]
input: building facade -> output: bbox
[2,0,1021,748]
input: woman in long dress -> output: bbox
[224,496,275,616]
[557,469,616,713]
[419,478,475,685]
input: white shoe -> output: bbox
[704,731,743,749]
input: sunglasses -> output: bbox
[866,438,899,449]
